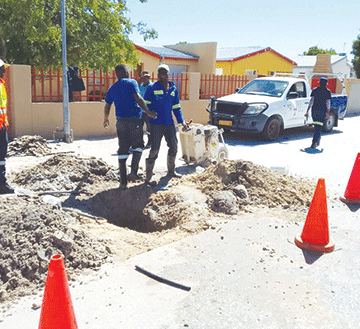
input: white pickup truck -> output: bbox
[207,76,348,140]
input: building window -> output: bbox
[245,70,257,75]
[215,68,223,75]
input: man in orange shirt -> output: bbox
[0,59,14,194]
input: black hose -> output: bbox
[135,265,191,292]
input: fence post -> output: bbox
[187,72,200,101]
[8,65,33,138]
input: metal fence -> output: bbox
[31,68,189,103]
[200,74,249,99]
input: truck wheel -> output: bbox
[262,117,281,141]
[323,112,335,132]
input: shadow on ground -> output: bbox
[222,127,343,147]
[300,147,324,154]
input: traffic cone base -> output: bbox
[294,178,335,254]
[339,196,360,206]
[295,233,335,253]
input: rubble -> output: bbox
[7,135,53,157]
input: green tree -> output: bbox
[0,0,157,69]
[303,46,337,55]
[352,35,360,78]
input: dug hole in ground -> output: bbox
[1,115,360,328]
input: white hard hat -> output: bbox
[0,59,9,67]
[157,64,170,73]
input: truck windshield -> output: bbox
[238,80,289,97]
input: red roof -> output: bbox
[218,47,297,66]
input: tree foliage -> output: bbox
[352,35,360,78]
[0,0,157,69]
[303,46,337,56]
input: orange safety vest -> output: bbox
[0,78,8,127]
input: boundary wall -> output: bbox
[6,65,360,140]
[7,66,209,140]
[344,79,360,115]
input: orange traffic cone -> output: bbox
[38,254,78,329]
[294,178,335,253]
[340,153,360,205]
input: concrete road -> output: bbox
[2,115,360,328]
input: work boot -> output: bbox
[118,160,127,190]
[145,158,156,186]
[310,141,319,149]
[128,152,142,182]
[166,155,181,178]
[0,182,15,194]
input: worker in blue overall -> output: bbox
[305,77,331,148]
[103,64,156,190]
[143,64,188,186]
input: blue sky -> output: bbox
[126,0,359,61]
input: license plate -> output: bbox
[219,120,232,126]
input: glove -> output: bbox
[150,111,158,119]
[182,122,190,132]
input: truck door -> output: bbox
[286,82,309,127]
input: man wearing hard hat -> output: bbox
[143,64,189,185]
[0,59,14,194]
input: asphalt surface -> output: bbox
[2,115,360,328]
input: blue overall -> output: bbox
[143,81,184,161]
[310,86,331,146]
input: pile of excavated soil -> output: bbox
[0,195,112,308]
[12,154,119,193]
[1,147,317,308]
[142,159,315,231]
[7,135,53,157]
[186,160,315,211]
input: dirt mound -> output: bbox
[0,195,111,307]
[187,159,315,211]
[12,153,119,192]
[141,159,315,231]
[7,135,52,157]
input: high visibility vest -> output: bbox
[0,78,8,127]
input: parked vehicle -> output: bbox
[207,74,348,141]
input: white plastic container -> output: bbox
[204,125,219,158]
[179,123,206,163]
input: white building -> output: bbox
[292,55,355,79]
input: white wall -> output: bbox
[332,58,351,79]
[346,79,360,114]
[293,57,352,80]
